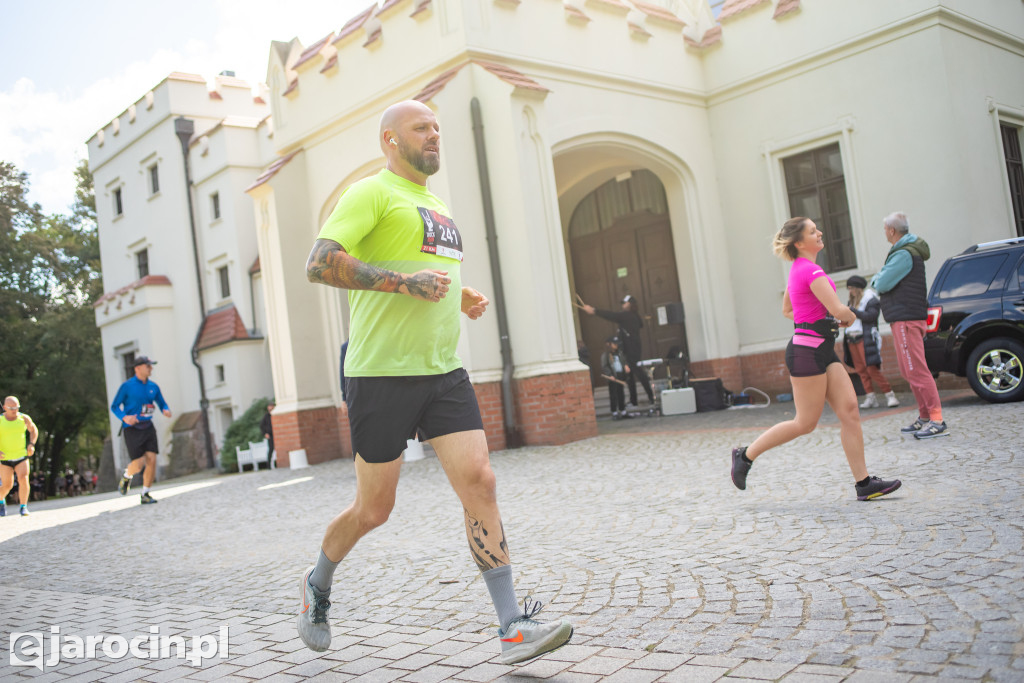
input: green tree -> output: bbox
[0,160,106,494]
[220,397,273,472]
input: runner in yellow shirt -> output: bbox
[298,100,573,664]
[0,396,39,517]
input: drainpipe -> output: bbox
[248,267,258,335]
[174,116,216,470]
[470,98,521,448]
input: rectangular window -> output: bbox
[218,265,230,299]
[136,248,149,279]
[148,164,160,195]
[215,364,225,383]
[783,143,856,272]
[211,192,221,221]
[1001,123,1024,238]
[121,352,136,381]
[113,187,123,216]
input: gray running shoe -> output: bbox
[118,475,131,495]
[498,598,573,665]
[297,567,332,652]
[900,418,927,434]
[731,446,751,491]
[0,501,5,517]
[20,504,29,516]
[914,421,949,440]
[140,492,158,504]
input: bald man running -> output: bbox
[0,396,39,517]
[300,100,573,664]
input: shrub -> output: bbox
[220,397,272,472]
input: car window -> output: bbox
[936,254,1008,299]
[1016,256,1024,292]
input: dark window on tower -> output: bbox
[121,351,136,381]
[783,143,856,273]
[218,265,230,299]
[113,187,124,216]
[148,164,160,195]
[211,192,221,220]
[1001,123,1024,237]
[136,249,149,278]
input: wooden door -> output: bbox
[570,212,687,387]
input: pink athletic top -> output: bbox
[788,256,834,323]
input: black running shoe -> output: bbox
[731,447,751,491]
[856,476,901,501]
[118,475,131,496]
[140,492,158,504]
[900,418,926,434]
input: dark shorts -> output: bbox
[346,368,484,464]
[786,337,841,377]
[1,457,28,469]
[124,423,159,460]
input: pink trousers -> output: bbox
[892,320,942,421]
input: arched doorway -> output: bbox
[569,169,688,387]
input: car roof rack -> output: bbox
[960,237,1024,254]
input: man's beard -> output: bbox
[399,140,440,176]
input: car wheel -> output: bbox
[965,337,1024,403]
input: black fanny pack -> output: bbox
[795,317,839,341]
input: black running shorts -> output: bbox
[123,422,159,460]
[1,457,28,468]
[785,338,841,377]
[346,368,484,464]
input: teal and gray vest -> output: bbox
[879,237,930,322]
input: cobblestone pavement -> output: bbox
[1,391,1022,681]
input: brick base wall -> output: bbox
[696,334,968,396]
[473,381,507,453]
[271,406,351,468]
[513,369,598,446]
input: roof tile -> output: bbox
[685,24,722,48]
[94,275,172,308]
[196,305,251,351]
[245,150,301,192]
[293,32,335,69]
[773,0,800,19]
[334,4,377,44]
[631,0,686,26]
[719,0,770,22]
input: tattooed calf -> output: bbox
[465,510,509,571]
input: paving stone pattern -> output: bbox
[1,392,1022,681]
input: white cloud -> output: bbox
[0,0,370,215]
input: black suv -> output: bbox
[924,237,1024,403]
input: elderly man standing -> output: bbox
[871,212,948,439]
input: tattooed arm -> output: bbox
[306,238,451,302]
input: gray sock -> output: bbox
[482,565,520,632]
[308,549,338,593]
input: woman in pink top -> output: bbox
[730,218,902,501]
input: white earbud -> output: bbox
[389,138,397,146]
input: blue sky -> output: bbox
[0,0,369,214]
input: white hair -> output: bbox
[883,212,909,234]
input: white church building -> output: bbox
[90,0,1024,469]
[89,73,275,473]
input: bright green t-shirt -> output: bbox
[318,169,465,377]
[0,413,29,460]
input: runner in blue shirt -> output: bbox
[110,356,171,504]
